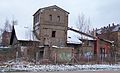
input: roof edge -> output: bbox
[33,5,69,16]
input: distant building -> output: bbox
[68,27,113,64]
[10,25,40,61]
[96,23,120,62]
[1,30,11,46]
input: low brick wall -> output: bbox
[51,47,74,64]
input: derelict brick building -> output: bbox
[33,5,69,47]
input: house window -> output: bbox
[52,31,56,37]
[49,14,52,21]
[57,16,60,22]
[39,51,44,59]
[118,27,120,31]
[34,14,39,24]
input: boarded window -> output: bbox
[52,31,56,37]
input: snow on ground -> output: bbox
[0,61,120,72]
[0,63,120,72]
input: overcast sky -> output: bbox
[0,0,120,29]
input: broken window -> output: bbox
[34,14,39,25]
[57,16,60,22]
[49,14,52,21]
[52,31,56,37]
[39,51,44,59]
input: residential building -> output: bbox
[1,31,11,46]
[96,23,120,62]
[10,25,40,61]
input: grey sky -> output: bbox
[0,0,120,29]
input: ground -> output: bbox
[6,71,120,73]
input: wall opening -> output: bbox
[52,31,56,37]
[49,14,52,21]
[39,51,44,59]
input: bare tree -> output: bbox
[76,13,91,34]
[0,28,3,43]
[76,13,92,63]
[4,19,12,32]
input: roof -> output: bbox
[112,25,120,32]
[67,30,82,44]
[98,37,114,44]
[96,29,102,34]
[33,5,69,16]
[12,25,39,42]
[68,27,96,39]
[67,29,95,44]
[96,24,120,34]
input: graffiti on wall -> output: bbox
[53,47,73,62]
[59,52,72,61]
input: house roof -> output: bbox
[67,30,82,44]
[98,37,114,44]
[11,25,96,45]
[12,25,39,42]
[96,24,120,34]
[68,27,96,39]
[112,24,120,32]
[33,5,69,16]
[67,29,95,44]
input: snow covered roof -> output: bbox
[96,29,102,34]
[33,5,69,16]
[67,30,95,44]
[112,25,120,31]
[67,30,82,44]
[96,24,120,34]
[14,25,39,41]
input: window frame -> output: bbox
[49,14,52,21]
[34,14,39,24]
[52,31,56,37]
[57,16,60,22]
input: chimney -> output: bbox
[93,28,97,37]
[117,24,119,26]
[104,26,106,29]
[109,24,110,27]
[112,23,114,26]
[96,28,97,31]
[107,26,108,28]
